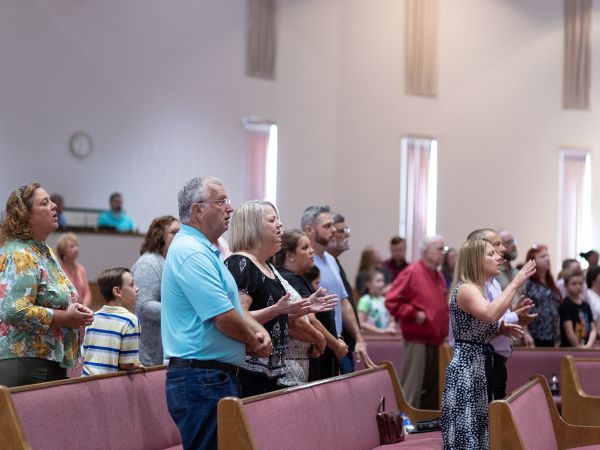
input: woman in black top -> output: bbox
[274,229,346,381]
[225,201,312,396]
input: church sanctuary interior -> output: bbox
[3,1,600,449]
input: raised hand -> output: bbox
[513,296,537,326]
[498,321,524,341]
[274,293,311,316]
[514,260,536,287]
[307,288,339,313]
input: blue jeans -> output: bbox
[339,351,355,375]
[166,367,241,450]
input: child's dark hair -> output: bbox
[97,267,130,302]
[303,265,320,283]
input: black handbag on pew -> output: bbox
[375,397,406,444]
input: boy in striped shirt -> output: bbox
[82,267,141,376]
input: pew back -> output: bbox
[561,356,600,426]
[354,335,403,373]
[489,375,600,450]
[0,366,181,450]
[439,344,600,399]
[217,362,441,450]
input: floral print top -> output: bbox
[0,239,81,368]
[524,279,561,344]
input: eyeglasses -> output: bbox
[198,198,231,208]
[335,226,350,235]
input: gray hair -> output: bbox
[467,228,496,241]
[229,200,277,252]
[300,205,331,231]
[332,212,345,224]
[177,176,223,223]
[419,234,444,255]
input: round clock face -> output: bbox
[69,131,93,159]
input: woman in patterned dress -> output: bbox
[524,244,561,347]
[441,239,536,450]
[225,200,314,396]
[0,183,94,387]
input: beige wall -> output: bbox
[336,0,600,280]
[2,1,600,283]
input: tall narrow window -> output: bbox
[241,118,278,204]
[558,149,591,265]
[399,137,438,263]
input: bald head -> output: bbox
[467,228,505,258]
[420,235,445,269]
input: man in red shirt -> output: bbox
[385,235,448,409]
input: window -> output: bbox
[241,118,278,204]
[399,136,438,262]
[558,148,591,266]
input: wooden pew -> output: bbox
[217,362,442,450]
[489,375,600,450]
[561,355,600,426]
[0,366,181,450]
[438,343,600,398]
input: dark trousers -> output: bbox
[0,357,67,388]
[485,352,508,402]
[238,368,280,397]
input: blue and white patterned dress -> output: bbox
[441,283,499,450]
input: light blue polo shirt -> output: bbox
[314,252,348,336]
[161,224,245,365]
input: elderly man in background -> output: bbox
[301,205,375,374]
[162,176,272,450]
[385,235,448,409]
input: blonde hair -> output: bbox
[452,239,489,294]
[55,232,79,260]
[229,200,278,252]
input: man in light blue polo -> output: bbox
[162,176,272,450]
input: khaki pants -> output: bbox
[401,341,439,409]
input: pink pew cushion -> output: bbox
[508,383,558,450]
[506,349,600,395]
[11,370,180,450]
[355,337,404,373]
[574,361,600,396]
[243,369,408,450]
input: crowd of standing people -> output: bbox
[1,178,599,450]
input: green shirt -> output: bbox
[0,239,80,368]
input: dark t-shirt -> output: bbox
[225,254,288,378]
[276,266,338,381]
[559,297,594,347]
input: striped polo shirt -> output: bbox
[82,305,140,376]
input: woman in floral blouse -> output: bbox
[524,244,561,347]
[0,182,94,387]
